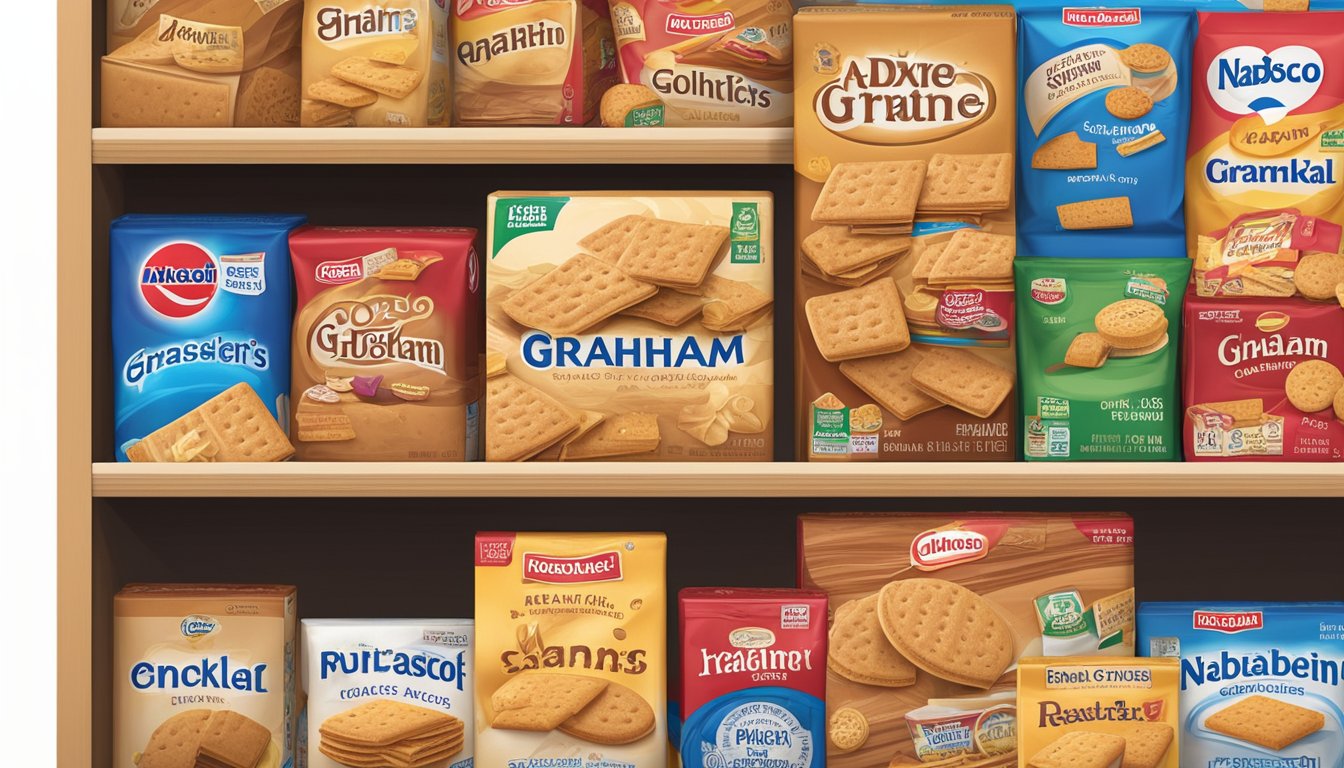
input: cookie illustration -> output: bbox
[1105,86,1154,119]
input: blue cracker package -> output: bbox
[1139,602,1344,768]
[1017,6,1193,257]
[111,214,306,461]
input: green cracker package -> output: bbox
[1015,258,1190,461]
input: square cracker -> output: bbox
[1065,333,1111,369]
[1205,695,1325,750]
[560,412,661,460]
[839,347,945,420]
[126,382,294,463]
[101,60,232,127]
[911,237,953,280]
[811,160,927,224]
[319,700,456,748]
[616,219,728,288]
[620,288,705,326]
[700,275,773,332]
[486,375,581,462]
[1028,731,1127,768]
[1058,197,1134,230]
[911,347,1013,419]
[804,278,911,362]
[307,76,378,108]
[532,410,605,461]
[199,710,271,768]
[490,674,609,731]
[580,214,653,264]
[918,153,1013,213]
[927,229,1015,285]
[502,253,657,336]
[802,225,910,276]
[138,710,212,768]
[331,57,425,99]
[1120,722,1174,768]
[1033,132,1098,170]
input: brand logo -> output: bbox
[522,551,623,584]
[140,242,219,319]
[666,10,734,35]
[1193,610,1264,633]
[310,296,445,374]
[1217,333,1328,366]
[1030,277,1067,305]
[316,257,368,285]
[1209,45,1323,125]
[1182,648,1341,689]
[319,648,467,690]
[1255,311,1291,333]
[911,528,989,571]
[1061,7,1140,26]
[130,656,268,692]
[729,627,776,649]
[815,55,994,144]
[650,68,772,110]
[180,615,218,638]
[521,331,745,369]
[457,20,566,66]
[315,6,418,43]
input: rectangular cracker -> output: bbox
[802,225,910,276]
[320,700,457,747]
[1117,130,1166,157]
[700,275,773,332]
[1058,197,1134,230]
[330,57,425,99]
[619,288,705,326]
[911,347,1013,419]
[927,229,1015,285]
[301,99,355,127]
[198,710,271,768]
[125,383,294,462]
[490,674,609,731]
[616,219,728,288]
[839,347,945,420]
[804,278,911,362]
[307,76,378,108]
[101,60,233,127]
[531,410,605,461]
[560,412,661,460]
[801,252,902,288]
[1065,332,1112,368]
[918,153,1014,213]
[1033,131,1098,169]
[911,237,953,280]
[1120,722,1174,768]
[579,214,652,264]
[1028,731,1127,768]
[812,160,927,224]
[485,374,580,462]
[1205,695,1325,750]
[1200,398,1264,426]
[848,223,914,235]
[502,253,657,336]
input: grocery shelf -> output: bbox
[90,127,794,165]
[90,462,1344,498]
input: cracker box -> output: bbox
[794,6,1019,462]
[604,0,792,127]
[679,588,827,768]
[1184,295,1344,460]
[1139,602,1344,768]
[1017,7,1192,257]
[103,0,303,127]
[485,192,773,461]
[112,214,305,463]
[1015,257,1191,461]
[798,513,1136,768]
[290,227,481,462]
[1017,657,1180,768]
[114,584,298,768]
[474,532,667,766]
[453,0,617,125]
[301,1,450,127]
[301,619,473,768]
[1187,12,1344,298]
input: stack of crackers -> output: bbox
[125,383,294,463]
[489,674,656,746]
[1028,725,1175,768]
[1064,299,1170,370]
[139,709,272,768]
[304,53,425,127]
[318,700,464,768]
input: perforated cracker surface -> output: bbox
[615,219,728,288]
[876,578,1013,689]
[580,214,652,264]
[911,348,1014,419]
[839,348,944,421]
[489,674,609,732]
[1028,731,1127,768]
[126,382,294,463]
[918,153,1013,212]
[1205,695,1325,751]
[502,253,657,336]
[802,225,910,275]
[828,593,919,686]
[928,229,1015,285]
[804,278,911,362]
[486,375,580,462]
[558,681,656,745]
[811,161,927,224]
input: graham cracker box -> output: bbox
[485,192,773,461]
[301,619,473,768]
[112,214,306,463]
[301,1,450,127]
[679,588,828,768]
[453,0,617,125]
[1139,602,1344,768]
[114,584,298,768]
[474,532,667,766]
[794,6,1018,462]
[798,513,1136,768]
[1184,296,1344,460]
[1017,657,1180,768]
[290,227,481,461]
[103,0,303,127]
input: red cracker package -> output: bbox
[1184,296,1344,461]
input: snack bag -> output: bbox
[1018,7,1192,257]
[1187,12,1344,298]
[1015,257,1191,460]
[604,0,792,127]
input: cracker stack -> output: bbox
[319,700,464,768]
[138,709,272,768]
[489,674,657,745]
[125,383,294,463]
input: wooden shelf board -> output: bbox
[90,462,1344,498]
[91,127,794,165]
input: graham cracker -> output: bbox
[616,219,729,288]
[849,223,915,236]
[927,229,1015,286]
[502,253,657,336]
[1058,197,1134,230]
[802,225,911,276]
[490,674,609,731]
[1120,722,1174,768]
[560,412,661,460]
[811,160,927,224]
[1095,299,1167,350]
[532,410,605,461]
[138,710,212,768]
[1117,130,1166,158]
[319,699,456,747]
[199,710,271,768]
[1033,132,1097,170]
[486,375,580,462]
[911,237,953,280]
[1200,398,1264,427]
[1205,695,1325,751]
[330,57,425,100]
[876,578,1014,689]
[101,60,232,127]
[917,153,1014,214]
[236,66,300,127]
[301,99,354,127]
[558,681,656,744]
[1028,731,1127,768]
[620,288,705,326]
[828,593,919,687]
[125,383,294,463]
[1065,333,1112,369]
[802,252,902,288]
[804,278,911,362]
[1264,0,1310,9]
[580,214,653,264]
[1285,359,1343,413]
[911,348,1014,419]
[839,348,945,421]
[700,275,773,332]
[306,76,378,108]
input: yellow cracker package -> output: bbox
[1017,657,1180,768]
[474,532,667,766]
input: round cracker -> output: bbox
[829,594,918,687]
[1285,359,1344,413]
[1335,385,1344,421]
[1293,251,1344,301]
[1095,299,1167,349]
[557,680,655,745]
[1119,43,1171,73]
[1105,86,1153,120]
[828,707,869,753]
[876,579,1013,689]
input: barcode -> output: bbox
[1149,637,1180,657]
